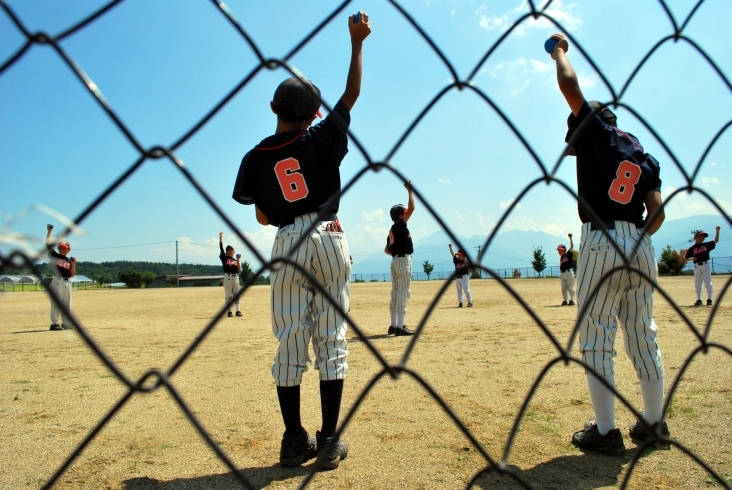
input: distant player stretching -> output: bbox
[232,12,370,469]
[46,224,77,331]
[684,227,721,306]
[448,244,472,307]
[557,234,575,306]
[385,181,416,336]
[550,33,669,453]
[219,231,242,317]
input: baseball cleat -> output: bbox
[458,302,463,308]
[235,311,243,316]
[694,300,703,306]
[227,311,234,317]
[568,300,575,306]
[707,299,713,306]
[62,324,74,330]
[394,326,415,336]
[316,431,348,470]
[572,420,625,455]
[561,301,568,306]
[629,420,671,450]
[279,430,318,467]
[387,326,395,335]
[467,303,473,307]
[49,324,63,331]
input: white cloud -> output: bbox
[439,178,452,184]
[357,209,388,236]
[700,176,720,187]
[499,198,522,210]
[577,71,598,89]
[487,56,558,95]
[477,0,582,34]
[710,161,717,166]
[661,186,732,219]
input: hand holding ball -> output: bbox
[353,12,360,24]
[544,38,558,54]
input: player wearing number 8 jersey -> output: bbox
[550,33,669,454]
[232,12,371,469]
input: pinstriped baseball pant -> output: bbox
[693,262,713,300]
[576,221,664,381]
[455,275,472,303]
[390,255,412,314]
[560,270,575,301]
[49,276,72,325]
[223,274,240,312]
[270,212,351,387]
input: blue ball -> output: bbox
[544,38,558,54]
[353,12,360,24]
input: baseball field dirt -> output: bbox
[1,276,731,489]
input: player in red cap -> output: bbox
[448,244,473,307]
[45,224,77,331]
[556,233,575,306]
[683,226,721,306]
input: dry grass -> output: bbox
[1,276,731,489]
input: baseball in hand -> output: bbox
[353,11,360,23]
[47,224,53,230]
[568,233,572,238]
[544,38,558,54]
[716,226,721,231]
[236,254,241,259]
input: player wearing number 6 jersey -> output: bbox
[550,33,669,454]
[233,12,370,469]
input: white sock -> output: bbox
[396,313,405,329]
[390,311,398,327]
[639,378,664,424]
[587,373,616,435]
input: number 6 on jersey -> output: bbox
[274,157,309,202]
[608,160,641,205]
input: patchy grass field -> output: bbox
[1,276,731,489]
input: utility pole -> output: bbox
[474,245,482,278]
[176,240,179,288]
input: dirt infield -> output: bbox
[1,276,730,489]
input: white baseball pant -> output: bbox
[455,275,472,303]
[390,255,412,314]
[575,221,664,381]
[223,274,240,312]
[560,270,575,302]
[270,212,351,387]
[693,262,713,300]
[49,276,72,326]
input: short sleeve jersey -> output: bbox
[453,256,470,277]
[387,219,413,256]
[220,243,239,274]
[685,241,716,263]
[48,247,72,279]
[569,101,662,226]
[559,251,573,272]
[232,101,350,226]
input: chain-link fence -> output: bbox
[1,1,731,489]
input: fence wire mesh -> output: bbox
[1,0,731,488]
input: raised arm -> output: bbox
[46,224,53,244]
[644,190,665,236]
[550,34,584,117]
[448,243,455,257]
[339,12,371,111]
[714,226,721,243]
[403,181,415,223]
[568,233,574,253]
[219,231,225,254]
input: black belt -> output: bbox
[278,212,338,228]
[696,261,707,266]
[225,273,238,276]
[589,220,642,231]
[394,254,410,258]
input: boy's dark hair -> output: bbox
[226,245,234,252]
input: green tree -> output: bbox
[240,261,254,284]
[95,274,104,289]
[141,271,155,288]
[422,260,434,280]
[118,270,143,288]
[658,245,686,275]
[531,246,547,277]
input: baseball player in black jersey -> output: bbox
[550,34,669,453]
[232,12,370,469]
[385,181,416,336]
[448,244,472,307]
[683,227,721,306]
[45,224,76,331]
[557,233,575,306]
[219,232,242,317]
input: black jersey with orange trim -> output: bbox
[685,241,715,263]
[569,101,661,226]
[232,101,350,226]
[48,246,72,279]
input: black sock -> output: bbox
[319,379,344,438]
[276,385,303,436]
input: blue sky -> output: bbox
[1,0,731,270]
